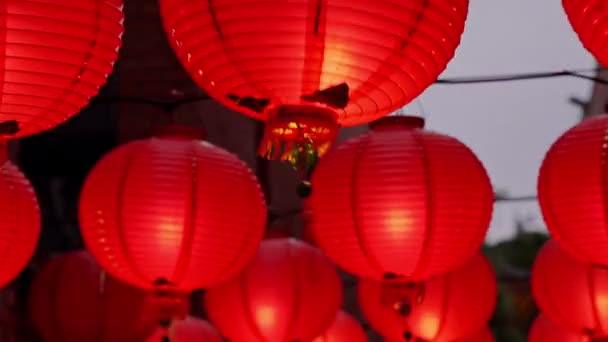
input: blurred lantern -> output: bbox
[358,253,496,342]
[538,115,608,265]
[311,311,368,342]
[205,238,342,342]
[529,315,590,342]
[452,327,494,342]
[158,0,468,174]
[146,317,222,342]
[563,0,608,68]
[0,154,39,288]
[29,251,159,342]
[308,116,493,281]
[532,240,608,338]
[0,0,123,139]
[79,125,267,331]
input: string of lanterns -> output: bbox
[0,0,604,341]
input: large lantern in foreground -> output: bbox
[563,0,608,68]
[158,0,469,169]
[205,238,342,342]
[308,116,493,281]
[358,254,497,342]
[79,126,267,293]
[0,0,124,139]
[529,315,588,342]
[0,157,39,288]
[532,240,608,338]
[30,251,158,342]
[538,115,608,265]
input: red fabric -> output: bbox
[79,133,267,291]
[158,0,468,127]
[452,327,494,342]
[0,160,39,287]
[563,0,608,68]
[29,251,158,342]
[0,0,123,139]
[146,317,222,342]
[358,254,497,342]
[307,116,493,281]
[204,238,342,342]
[538,115,608,265]
[529,315,590,342]
[532,240,608,336]
[311,311,368,342]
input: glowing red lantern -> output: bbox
[146,317,222,342]
[311,311,368,342]
[358,253,496,342]
[453,327,494,342]
[0,0,123,139]
[308,116,493,281]
[29,251,158,342]
[0,158,39,288]
[563,0,608,68]
[529,315,589,342]
[158,0,468,168]
[538,114,608,265]
[532,240,608,338]
[79,126,267,293]
[205,238,342,342]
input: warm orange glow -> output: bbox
[418,313,440,339]
[384,209,412,237]
[255,305,277,329]
[320,41,355,90]
[595,292,608,321]
[155,217,184,250]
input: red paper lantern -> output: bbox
[538,114,608,265]
[358,253,497,342]
[453,327,494,342]
[311,311,368,342]
[308,116,493,281]
[205,238,342,342]
[563,0,608,68]
[0,0,123,139]
[532,240,608,338]
[29,251,159,342]
[146,317,222,342]
[529,315,589,342]
[79,126,267,293]
[0,159,39,288]
[158,0,468,166]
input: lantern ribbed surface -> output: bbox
[358,254,497,342]
[79,132,267,291]
[29,251,159,342]
[529,315,587,342]
[452,327,494,342]
[311,311,368,342]
[146,317,222,342]
[532,240,608,337]
[563,0,608,68]
[0,160,39,288]
[308,116,493,281]
[205,238,343,342]
[538,114,608,265]
[0,0,124,139]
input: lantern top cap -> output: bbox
[152,124,206,140]
[370,116,425,131]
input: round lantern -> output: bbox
[205,238,342,342]
[158,0,469,169]
[538,114,608,265]
[29,251,158,342]
[0,157,39,288]
[311,311,368,342]
[529,315,588,342]
[453,327,494,342]
[146,317,222,342]
[563,0,608,68]
[532,239,608,338]
[358,253,497,342]
[0,0,123,139]
[79,126,267,293]
[308,116,493,281]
